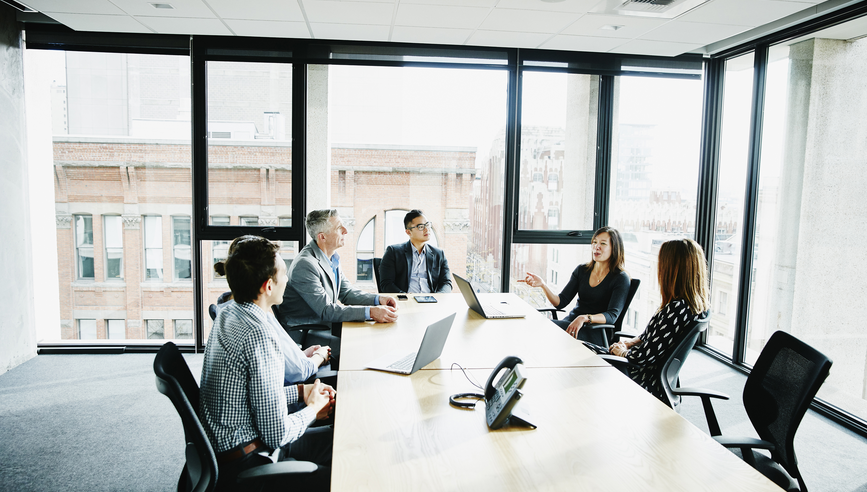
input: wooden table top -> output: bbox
[339,293,607,371]
[331,367,782,492]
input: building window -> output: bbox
[356,218,375,282]
[174,319,192,339]
[146,319,164,339]
[547,172,558,191]
[78,319,96,339]
[240,216,259,226]
[533,172,543,182]
[74,215,94,279]
[172,216,191,280]
[103,215,123,280]
[107,319,125,340]
[143,215,163,280]
[211,216,230,278]
[278,217,296,272]
[547,208,559,229]
[718,291,728,316]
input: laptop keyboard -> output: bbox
[387,352,417,372]
[483,304,511,318]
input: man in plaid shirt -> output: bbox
[200,235,335,491]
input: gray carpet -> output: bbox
[1,351,866,491]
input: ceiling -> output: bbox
[11,0,856,57]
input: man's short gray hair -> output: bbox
[306,209,339,241]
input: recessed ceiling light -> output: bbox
[150,3,174,9]
[601,25,625,31]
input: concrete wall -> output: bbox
[0,5,37,374]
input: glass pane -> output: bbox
[174,320,193,339]
[509,243,592,313]
[706,52,755,357]
[206,61,292,228]
[27,50,194,343]
[173,216,192,280]
[749,31,867,419]
[146,319,165,339]
[311,65,507,293]
[518,72,598,232]
[609,75,704,330]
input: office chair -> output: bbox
[600,312,709,410]
[547,278,641,344]
[373,257,383,293]
[153,342,318,492]
[675,331,832,492]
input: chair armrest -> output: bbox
[672,387,730,437]
[587,323,613,331]
[598,354,637,376]
[237,460,318,481]
[613,331,638,341]
[537,308,564,320]
[714,436,775,468]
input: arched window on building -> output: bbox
[357,218,375,282]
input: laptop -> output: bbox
[366,313,456,375]
[452,274,526,319]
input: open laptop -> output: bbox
[453,273,526,319]
[366,313,456,375]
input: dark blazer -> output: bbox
[379,241,452,294]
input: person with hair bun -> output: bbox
[520,226,630,346]
[608,238,711,404]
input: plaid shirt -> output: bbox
[200,301,316,453]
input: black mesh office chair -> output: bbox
[600,312,709,410]
[676,331,832,492]
[373,257,383,293]
[153,342,317,492]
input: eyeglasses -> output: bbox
[410,222,431,231]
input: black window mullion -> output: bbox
[594,75,614,231]
[292,58,308,248]
[731,45,768,365]
[695,58,725,283]
[191,37,207,351]
[499,49,520,293]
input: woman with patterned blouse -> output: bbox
[608,238,711,404]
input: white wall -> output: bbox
[0,5,37,374]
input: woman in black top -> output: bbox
[520,226,630,346]
[608,238,711,404]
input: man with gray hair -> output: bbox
[276,210,398,357]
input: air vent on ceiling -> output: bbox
[0,0,37,12]
[591,0,709,19]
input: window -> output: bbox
[707,52,755,358]
[211,216,230,278]
[74,215,94,279]
[172,216,191,280]
[240,216,259,226]
[312,64,506,293]
[512,243,590,309]
[718,290,728,316]
[78,319,96,339]
[356,218,375,282]
[146,319,164,339]
[517,72,598,232]
[174,319,192,339]
[104,215,123,279]
[143,216,163,280]
[106,319,125,340]
[608,75,703,331]
[278,217,296,272]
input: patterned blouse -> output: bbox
[624,299,703,405]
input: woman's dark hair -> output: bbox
[584,226,625,273]
[657,238,710,315]
[223,235,280,304]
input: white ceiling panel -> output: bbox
[302,1,394,25]
[206,0,305,22]
[467,29,550,48]
[494,0,602,14]
[479,8,582,34]
[540,34,626,52]
[22,0,124,15]
[310,22,390,41]
[643,20,751,45]
[612,38,705,56]
[394,4,490,29]
[400,0,496,6]
[111,0,217,18]
[562,13,669,38]
[678,0,812,27]
[39,12,153,32]
[135,16,232,34]
[391,25,472,44]
[224,19,311,38]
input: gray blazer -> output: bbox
[276,242,377,328]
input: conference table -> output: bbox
[331,292,781,491]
